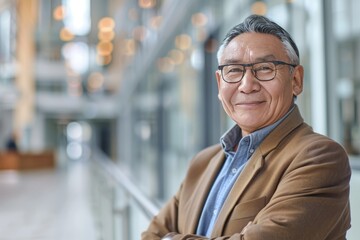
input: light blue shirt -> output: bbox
[196,108,294,237]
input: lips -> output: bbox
[235,100,266,106]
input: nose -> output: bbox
[237,68,261,93]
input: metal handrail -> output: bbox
[90,150,160,219]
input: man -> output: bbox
[142,14,351,240]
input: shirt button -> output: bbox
[249,148,254,153]
[231,168,237,174]
[213,209,217,215]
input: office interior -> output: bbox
[0,0,360,239]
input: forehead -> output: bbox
[221,32,288,63]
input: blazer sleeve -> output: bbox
[241,138,351,240]
[141,184,182,240]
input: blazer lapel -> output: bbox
[210,150,265,237]
[185,149,226,233]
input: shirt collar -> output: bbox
[220,105,295,154]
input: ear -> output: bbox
[215,70,222,100]
[292,65,304,96]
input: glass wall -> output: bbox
[327,0,360,155]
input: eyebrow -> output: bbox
[223,54,277,64]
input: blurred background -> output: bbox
[0,0,359,239]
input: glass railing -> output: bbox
[89,150,160,240]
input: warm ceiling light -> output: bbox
[60,28,74,41]
[98,31,115,41]
[96,54,112,66]
[251,1,267,15]
[53,5,65,21]
[191,13,208,28]
[97,41,114,56]
[175,34,192,50]
[98,17,115,32]
[139,0,156,9]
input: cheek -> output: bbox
[219,85,235,101]
[268,82,293,103]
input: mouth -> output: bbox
[234,101,266,109]
[235,101,266,106]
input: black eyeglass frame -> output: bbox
[217,60,298,83]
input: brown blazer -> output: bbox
[142,106,351,240]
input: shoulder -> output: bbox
[185,144,223,177]
[289,123,347,157]
[262,121,350,177]
[193,144,223,161]
[189,144,222,166]
[281,123,350,176]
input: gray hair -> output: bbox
[217,15,300,65]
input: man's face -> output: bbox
[216,32,303,136]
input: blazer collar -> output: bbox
[259,105,304,156]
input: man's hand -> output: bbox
[161,232,178,240]
[240,221,253,237]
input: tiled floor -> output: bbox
[0,161,98,240]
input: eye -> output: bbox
[253,63,275,73]
[225,65,245,74]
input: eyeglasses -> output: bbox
[218,61,297,83]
